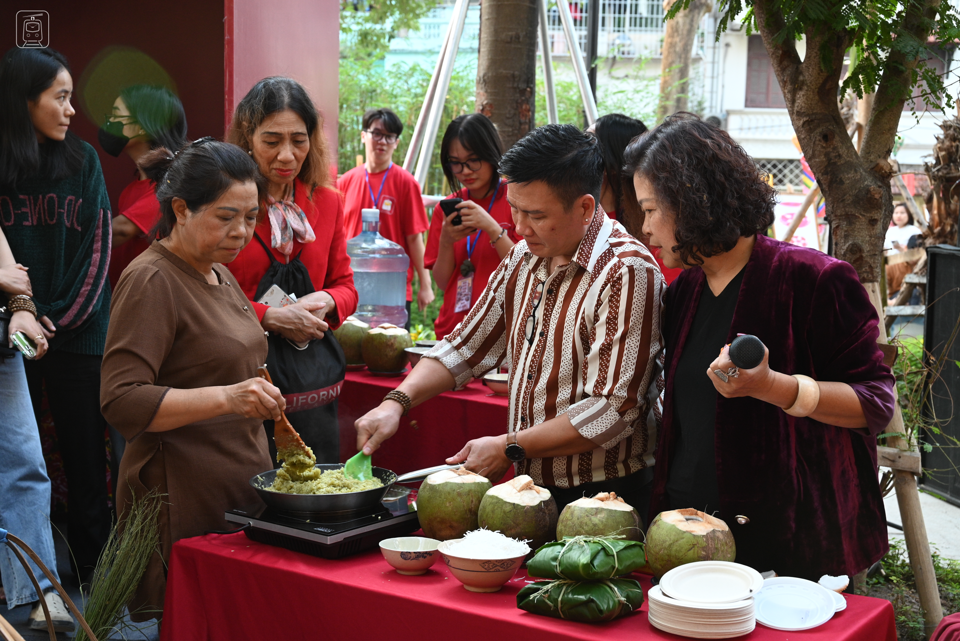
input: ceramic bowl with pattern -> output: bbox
[482,372,510,396]
[437,539,529,592]
[379,537,441,575]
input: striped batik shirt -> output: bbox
[425,209,665,489]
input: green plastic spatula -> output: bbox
[344,450,373,481]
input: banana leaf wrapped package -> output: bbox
[517,578,644,622]
[527,535,646,580]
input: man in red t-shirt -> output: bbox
[338,109,433,324]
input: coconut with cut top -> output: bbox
[333,316,370,365]
[477,475,558,552]
[645,508,736,578]
[416,467,492,541]
[555,492,643,541]
[361,324,413,372]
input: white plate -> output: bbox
[754,578,836,631]
[659,561,765,604]
[764,577,846,612]
[648,586,754,612]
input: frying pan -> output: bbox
[249,463,458,518]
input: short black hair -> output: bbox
[362,108,403,136]
[440,113,503,195]
[118,84,188,152]
[0,47,85,187]
[500,124,603,209]
[623,112,776,266]
[139,138,267,238]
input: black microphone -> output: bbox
[729,335,765,369]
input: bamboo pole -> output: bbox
[866,282,943,637]
[780,185,820,243]
[538,0,559,125]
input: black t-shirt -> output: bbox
[665,267,745,515]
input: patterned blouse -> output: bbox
[425,210,665,489]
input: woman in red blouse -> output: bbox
[425,114,519,338]
[226,77,357,463]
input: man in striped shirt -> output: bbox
[356,124,665,515]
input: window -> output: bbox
[746,35,786,108]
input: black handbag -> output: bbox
[0,300,18,359]
[253,232,347,465]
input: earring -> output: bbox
[247,150,253,155]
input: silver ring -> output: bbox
[727,367,740,379]
[714,369,729,383]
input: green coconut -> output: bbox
[477,475,558,552]
[556,492,643,541]
[416,467,492,541]
[645,508,736,578]
[332,316,370,365]
[361,324,413,372]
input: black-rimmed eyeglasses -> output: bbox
[363,130,399,144]
[446,158,483,174]
[524,281,545,346]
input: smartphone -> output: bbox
[257,284,294,308]
[440,198,463,226]
[12,331,37,360]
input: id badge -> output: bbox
[454,273,474,313]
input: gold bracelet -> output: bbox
[783,374,820,417]
[489,228,506,246]
[383,389,412,416]
[7,295,37,318]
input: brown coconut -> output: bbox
[556,492,643,541]
[645,508,736,578]
[416,467,492,541]
[477,475,558,552]
[361,324,413,372]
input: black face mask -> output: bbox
[98,119,130,157]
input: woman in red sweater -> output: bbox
[227,77,357,464]
[425,114,519,339]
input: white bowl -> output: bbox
[483,372,509,396]
[379,537,441,575]
[404,346,431,367]
[437,539,528,592]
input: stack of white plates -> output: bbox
[754,576,846,631]
[647,561,764,639]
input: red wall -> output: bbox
[225,0,340,172]
[2,0,224,213]
[2,0,339,210]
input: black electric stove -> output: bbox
[225,497,420,560]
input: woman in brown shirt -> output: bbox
[101,138,286,620]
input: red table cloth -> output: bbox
[161,532,897,641]
[338,368,510,475]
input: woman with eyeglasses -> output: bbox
[98,84,188,288]
[101,138,285,619]
[0,46,113,592]
[425,114,519,339]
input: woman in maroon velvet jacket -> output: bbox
[625,114,894,580]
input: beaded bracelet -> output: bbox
[489,228,507,246]
[383,389,412,416]
[783,374,820,417]
[7,295,37,318]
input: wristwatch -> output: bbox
[505,431,526,462]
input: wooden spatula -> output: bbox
[257,365,315,464]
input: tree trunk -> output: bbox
[475,0,539,150]
[657,0,710,121]
[751,0,938,284]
